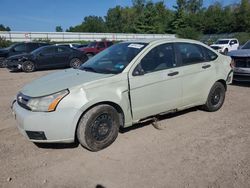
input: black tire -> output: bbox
[86,53,94,59]
[202,82,226,112]
[0,57,6,68]
[22,61,35,72]
[224,48,228,55]
[77,105,120,152]
[70,58,82,69]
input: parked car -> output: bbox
[6,45,88,72]
[210,38,239,54]
[0,42,50,67]
[79,41,113,59]
[228,40,250,82]
[12,38,233,151]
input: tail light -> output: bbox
[230,59,235,68]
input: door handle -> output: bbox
[202,64,211,69]
[168,71,179,76]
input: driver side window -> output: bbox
[139,43,176,74]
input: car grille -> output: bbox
[17,93,31,110]
[211,46,221,50]
[234,58,250,68]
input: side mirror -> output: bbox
[132,64,145,76]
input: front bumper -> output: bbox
[12,101,78,143]
[233,72,250,82]
[6,60,22,71]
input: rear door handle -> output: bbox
[168,71,179,76]
[202,64,211,69]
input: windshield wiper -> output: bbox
[81,66,97,73]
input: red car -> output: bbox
[79,41,113,59]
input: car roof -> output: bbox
[121,38,204,45]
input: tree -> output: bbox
[67,16,106,32]
[105,6,123,33]
[0,24,11,31]
[235,0,250,32]
[55,26,63,32]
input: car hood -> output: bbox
[7,53,32,60]
[21,68,114,97]
[0,49,8,55]
[210,44,226,48]
[228,49,250,57]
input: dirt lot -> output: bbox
[0,68,249,188]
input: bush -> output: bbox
[176,27,202,40]
[234,32,250,45]
[0,36,11,48]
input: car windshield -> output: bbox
[242,41,250,49]
[80,42,148,74]
[87,42,97,48]
[215,40,229,44]
[30,46,45,54]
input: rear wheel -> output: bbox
[202,82,226,112]
[22,61,35,72]
[77,105,120,151]
[70,58,82,69]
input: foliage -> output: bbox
[67,16,106,33]
[234,32,250,44]
[32,38,51,43]
[0,24,11,31]
[65,0,250,40]
[0,37,11,48]
[55,26,63,32]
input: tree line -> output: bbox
[65,0,250,40]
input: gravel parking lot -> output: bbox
[0,68,249,188]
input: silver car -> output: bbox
[228,40,250,82]
[12,38,233,151]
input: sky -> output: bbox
[0,0,240,32]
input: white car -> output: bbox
[12,38,233,151]
[210,38,239,54]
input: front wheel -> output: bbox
[77,105,120,152]
[70,58,82,69]
[22,61,35,72]
[202,82,226,112]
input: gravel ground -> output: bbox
[0,68,249,188]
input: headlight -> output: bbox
[26,89,69,112]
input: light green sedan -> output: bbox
[12,38,233,151]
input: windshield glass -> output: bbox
[31,46,45,54]
[242,41,250,49]
[215,40,229,45]
[87,42,97,48]
[80,42,148,74]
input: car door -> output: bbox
[128,43,182,121]
[229,40,239,51]
[54,46,71,67]
[36,46,56,68]
[174,43,217,107]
